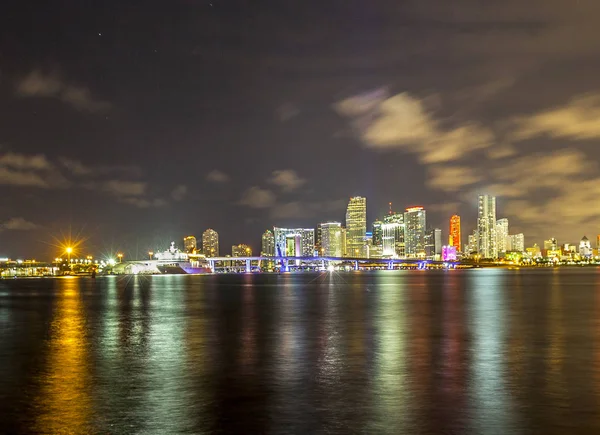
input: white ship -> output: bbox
[154,242,212,274]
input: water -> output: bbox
[1,269,599,434]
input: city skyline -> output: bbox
[2,1,600,257]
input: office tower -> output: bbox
[544,238,558,251]
[261,230,275,256]
[372,220,383,248]
[321,222,344,257]
[467,230,478,254]
[232,244,252,257]
[449,215,461,252]
[496,218,509,254]
[434,228,442,258]
[382,222,398,257]
[384,212,405,258]
[316,223,323,255]
[341,227,347,257]
[580,236,592,258]
[510,233,525,252]
[183,236,197,253]
[345,196,367,257]
[477,195,497,259]
[404,206,426,258]
[424,228,442,260]
[202,229,219,257]
[273,227,315,257]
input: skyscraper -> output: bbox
[424,228,442,260]
[345,196,367,257]
[320,222,344,257]
[183,236,197,253]
[382,222,398,257]
[372,220,383,248]
[510,233,525,252]
[232,244,252,257]
[202,229,219,257]
[477,195,497,259]
[273,227,315,257]
[449,215,461,252]
[404,206,426,258]
[496,218,509,255]
[261,230,275,256]
[383,212,405,257]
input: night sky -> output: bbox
[2,0,600,259]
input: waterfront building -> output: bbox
[261,230,275,256]
[425,228,443,260]
[320,222,344,257]
[544,238,558,251]
[202,229,219,257]
[449,215,461,252]
[345,196,367,257]
[316,223,323,255]
[372,220,383,248]
[496,218,509,255]
[467,230,478,255]
[274,227,315,257]
[382,222,398,257]
[442,245,457,261]
[477,195,497,259]
[232,244,252,257]
[383,212,405,257]
[510,233,525,252]
[341,227,347,257]
[183,236,197,253]
[526,243,541,258]
[404,206,426,258]
[580,236,592,258]
[597,235,600,250]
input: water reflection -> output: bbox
[33,277,92,433]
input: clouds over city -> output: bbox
[337,88,600,241]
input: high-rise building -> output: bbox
[477,195,497,259]
[496,218,509,255]
[321,222,344,257]
[597,235,600,250]
[372,220,383,247]
[183,236,197,253]
[404,206,426,258]
[580,236,592,258]
[449,215,461,252]
[316,224,323,255]
[382,222,398,257]
[341,227,347,257]
[273,227,315,257]
[261,230,275,256]
[383,212,405,258]
[425,228,443,260]
[544,238,558,251]
[202,229,219,257]
[467,230,478,254]
[232,244,252,257]
[345,196,367,257]
[510,233,525,252]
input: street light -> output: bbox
[148,251,154,260]
[117,253,123,263]
[66,247,73,263]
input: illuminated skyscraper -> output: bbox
[372,220,383,247]
[510,233,525,252]
[383,212,405,257]
[425,228,442,260]
[496,218,509,255]
[183,236,197,253]
[345,196,367,257]
[404,206,426,258]
[202,229,219,257]
[232,244,252,257]
[467,230,478,254]
[449,215,461,252]
[273,227,315,257]
[477,195,497,259]
[580,236,592,258]
[321,222,344,257]
[382,222,398,257]
[261,230,275,256]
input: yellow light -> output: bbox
[66,247,73,254]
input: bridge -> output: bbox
[205,256,462,273]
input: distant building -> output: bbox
[509,233,525,252]
[384,212,405,258]
[442,245,458,261]
[202,229,219,257]
[382,222,398,258]
[404,207,426,258]
[477,195,497,258]
[467,230,478,255]
[580,236,592,258]
[316,224,323,254]
[372,220,383,248]
[526,243,541,258]
[261,230,275,256]
[345,196,367,257]
[274,227,315,257]
[425,228,442,260]
[449,215,461,252]
[183,236,197,253]
[496,218,509,255]
[544,238,558,251]
[232,244,252,257]
[321,222,344,257]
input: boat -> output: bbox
[154,242,212,274]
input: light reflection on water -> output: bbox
[2,270,600,434]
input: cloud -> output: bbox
[513,93,600,141]
[0,152,68,188]
[102,180,147,197]
[58,157,142,178]
[271,198,347,219]
[206,169,230,183]
[335,90,494,164]
[269,169,306,192]
[427,165,483,192]
[276,103,300,121]
[1,217,39,231]
[15,70,111,112]
[0,152,53,171]
[171,185,187,201]
[119,197,168,209]
[239,186,276,208]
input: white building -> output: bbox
[477,195,497,258]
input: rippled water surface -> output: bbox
[1,269,600,434]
